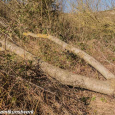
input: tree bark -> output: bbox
[23,32,115,79]
[0,38,115,96]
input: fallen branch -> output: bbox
[23,32,115,80]
[0,38,115,96]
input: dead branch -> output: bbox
[0,38,115,96]
[23,32,115,80]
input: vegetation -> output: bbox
[0,0,115,114]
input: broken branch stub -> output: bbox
[23,32,115,80]
[0,38,115,96]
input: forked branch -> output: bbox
[0,38,115,96]
[23,32,115,79]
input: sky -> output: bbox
[62,0,115,13]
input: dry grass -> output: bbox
[0,51,88,115]
[0,0,115,114]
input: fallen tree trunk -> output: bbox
[0,38,115,96]
[23,32,115,80]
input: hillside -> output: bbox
[0,0,115,114]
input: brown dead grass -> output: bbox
[0,0,115,114]
[0,51,88,115]
[89,93,115,115]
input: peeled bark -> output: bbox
[23,32,115,79]
[0,38,115,96]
